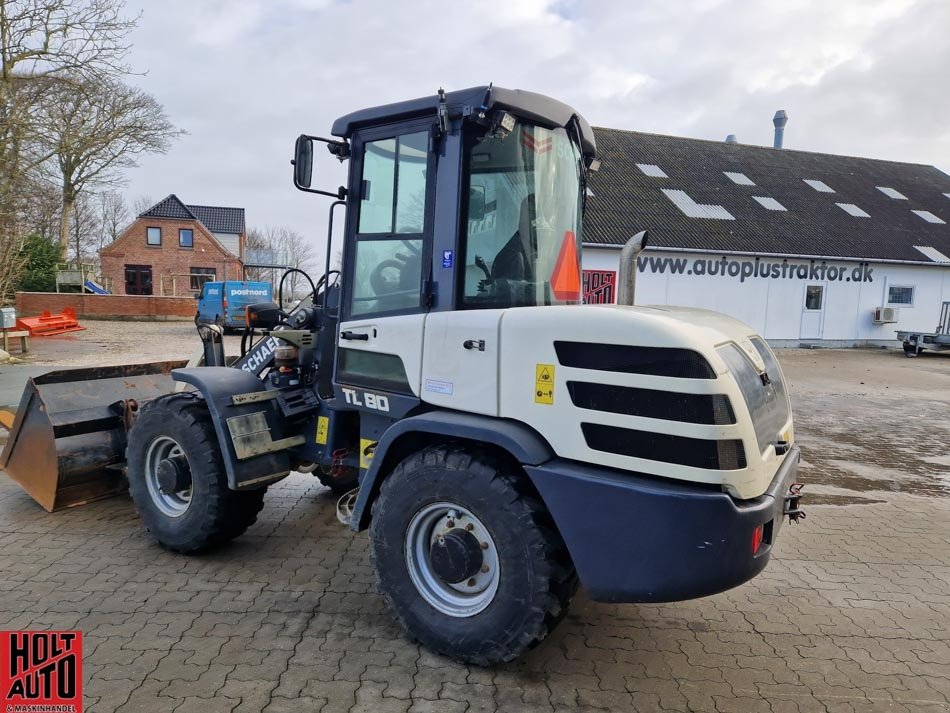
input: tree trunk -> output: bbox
[59,184,75,254]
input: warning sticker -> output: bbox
[534,363,555,405]
[316,416,329,445]
[359,438,376,470]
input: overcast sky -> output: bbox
[122,0,950,255]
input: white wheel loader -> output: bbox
[1,86,803,665]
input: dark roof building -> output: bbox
[586,128,950,264]
[140,194,246,239]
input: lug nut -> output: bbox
[481,565,489,573]
[466,523,474,531]
[480,542,488,550]
[446,520,455,528]
[467,578,477,587]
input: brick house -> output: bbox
[100,195,246,296]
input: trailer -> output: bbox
[897,301,950,356]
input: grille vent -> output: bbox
[567,381,735,424]
[555,342,716,379]
[581,423,747,471]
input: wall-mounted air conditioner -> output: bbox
[872,307,899,324]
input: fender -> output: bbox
[349,410,555,531]
[172,367,294,490]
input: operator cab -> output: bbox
[294,85,597,320]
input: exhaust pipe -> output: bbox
[617,230,649,306]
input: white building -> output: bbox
[582,128,950,346]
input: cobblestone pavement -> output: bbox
[1,349,949,712]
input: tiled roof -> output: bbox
[138,194,245,235]
[186,204,246,235]
[585,128,950,263]
[139,194,195,221]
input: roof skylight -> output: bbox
[803,179,835,193]
[752,196,787,211]
[912,210,946,224]
[636,163,668,178]
[836,203,870,218]
[661,189,734,220]
[876,186,907,200]
[914,245,950,262]
[723,171,754,186]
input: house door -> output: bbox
[800,283,825,339]
[125,265,153,295]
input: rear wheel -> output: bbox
[126,392,266,553]
[903,343,921,357]
[370,445,577,665]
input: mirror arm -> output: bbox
[294,182,347,199]
[292,133,350,197]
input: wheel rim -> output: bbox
[144,436,193,517]
[404,502,500,618]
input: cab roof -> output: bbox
[330,85,596,159]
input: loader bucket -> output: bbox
[0,360,186,512]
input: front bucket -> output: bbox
[0,361,186,511]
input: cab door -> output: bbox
[336,123,434,402]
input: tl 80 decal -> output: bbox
[342,388,390,412]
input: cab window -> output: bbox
[350,131,428,317]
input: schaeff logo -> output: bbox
[2,631,82,709]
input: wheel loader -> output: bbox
[1,85,804,665]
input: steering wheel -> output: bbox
[370,259,407,295]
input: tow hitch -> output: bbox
[784,483,805,523]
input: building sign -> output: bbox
[637,255,875,284]
[583,270,617,304]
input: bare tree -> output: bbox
[97,189,128,248]
[0,0,138,300]
[131,194,153,216]
[38,77,182,249]
[68,191,100,264]
[247,226,319,299]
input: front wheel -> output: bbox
[370,445,577,665]
[126,392,266,553]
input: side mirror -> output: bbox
[293,135,313,188]
[468,186,487,221]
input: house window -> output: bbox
[887,285,914,306]
[179,228,194,248]
[804,285,824,311]
[190,267,216,291]
[146,227,161,246]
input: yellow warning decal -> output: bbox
[534,363,555,405]
[316,416,329,445]
[359,438,377,470]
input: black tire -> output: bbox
[126,392,266,554]
[370,444,577,666]
[903,344,921,357]
[316,465,359,495]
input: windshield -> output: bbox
[460,122,584,308]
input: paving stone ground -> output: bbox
[1,348,949,712]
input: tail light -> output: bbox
[751,524,764,555]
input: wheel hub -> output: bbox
[156,454,191,494]
[404,503,500,618]
[429,528,484,584]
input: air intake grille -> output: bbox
[581,423,747,470]
[567,382,735,424]
[555,342,716,379]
